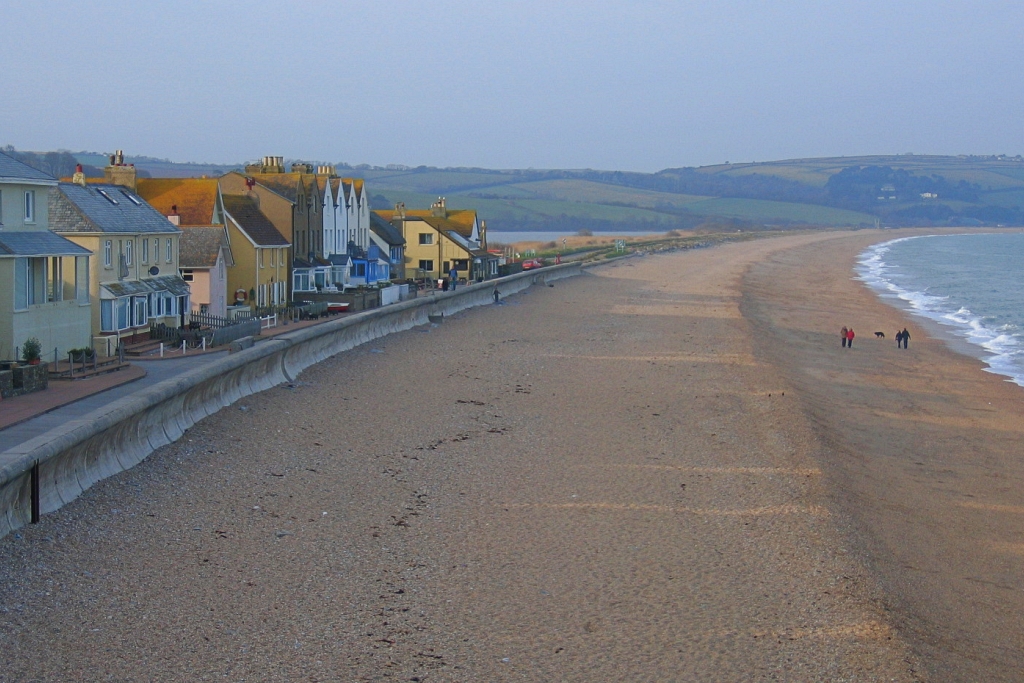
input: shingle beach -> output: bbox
[4,231,1024,681]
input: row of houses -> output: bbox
[0,150,502,361]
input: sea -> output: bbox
[857,232,1024,387]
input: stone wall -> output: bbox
[295,289,381,312]
[0,363,49,399]
[0,263,583,537]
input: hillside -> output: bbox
[9,147,1023,232]
[354,155,1024,231]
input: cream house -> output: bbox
[0,152,92,361]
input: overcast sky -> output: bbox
[2,1,1022,172]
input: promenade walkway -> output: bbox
[0,313,345,452]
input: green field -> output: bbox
[684,198,875,225]
[378,190,685,224]
[499,179,710,208]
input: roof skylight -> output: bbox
[120,189,142,206]
[96,188,119,205]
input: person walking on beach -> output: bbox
[901,328,910,349]
[846,327,855,349]
[895,329,903,347]
[841,326,848,348]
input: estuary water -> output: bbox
[488,230,662,244]
[858,232,1024,386]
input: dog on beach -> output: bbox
[874,331,885,338]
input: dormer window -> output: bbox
[97,189,119,205]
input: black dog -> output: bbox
[874,331,885,338]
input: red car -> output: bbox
[521,258,544,270]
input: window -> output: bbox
[24,190,35,222]
[76,256,90,304]
[418,233,433,245]
[293,270,310,292]
[154,238,161,263]
[142,238,149,263]
[133,296,148,327]
[218,259,225,281]
[259,249,265,268]
[150,291,177,317]
[104,240,112,267]
[270,250,275,267]
[125,239,133,265]
[0,189,4,225]
[48,257,62,302]
[181,269,194,282]
[418,259,433,273]
[119,189,142,206]
[454,259,469,272]
[352,262,366,277]
[101,297,130,332]
[14,258,30,310]
[165,238,172,263]
[96,189,118,205]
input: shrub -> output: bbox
[22,337,41,363]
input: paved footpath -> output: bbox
[0,353,227,453]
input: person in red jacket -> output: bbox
[846,327,855,349]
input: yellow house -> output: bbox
[49,177,188,355]
[220,194,290,309]
[377,198,498,283]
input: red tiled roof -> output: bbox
[136,178,220,226]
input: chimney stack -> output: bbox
[72,163,87,187]
[430,196,447,218]
[103,149,137,191]
[168,204,180,226]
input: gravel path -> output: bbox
[0,235,920,681]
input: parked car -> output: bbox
[521,258,544,270]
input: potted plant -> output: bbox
[22,337,42,365]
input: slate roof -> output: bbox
[222,194,290,247]
[369,212,405,246]
[136,178,220,226]
[51,183,181,234]
[102,274,191,299]
[248,173,319,203]
[253,174,301,202]
[339,179,366,205]
[0,231,92,257]
[179,226,230,269]
[0,151,57,183]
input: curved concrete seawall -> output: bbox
[0,264,581,538]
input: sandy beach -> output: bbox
[2,230,1022,681]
